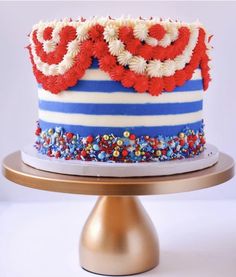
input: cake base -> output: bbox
[21,144,219,177]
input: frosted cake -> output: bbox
[28,17,211,163]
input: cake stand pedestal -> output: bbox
[2,151,234,276]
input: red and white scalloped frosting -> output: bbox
[28,17,212,95]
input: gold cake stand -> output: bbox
[2,151,235,276]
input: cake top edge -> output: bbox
[32,16,206,31]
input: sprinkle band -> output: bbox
[35,122,206,163]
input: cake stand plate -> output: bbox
[2,151,234,276]
[21,144,219,177]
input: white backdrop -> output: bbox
[0,1,235,202]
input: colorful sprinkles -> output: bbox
[35,122,206,163]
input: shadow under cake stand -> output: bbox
[2,151,235,276]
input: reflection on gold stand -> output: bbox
[2,151,234,275]
[80,196,159,275]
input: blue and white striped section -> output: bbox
[38,61,204,137]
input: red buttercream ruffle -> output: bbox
[29,22,211,95]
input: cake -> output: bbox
[28,17,211,163]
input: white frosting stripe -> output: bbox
[38,89,203,104]
[38,110,202,127]
[81,69,112,80]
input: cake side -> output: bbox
[35,59,205,162]
[28,17,211,163]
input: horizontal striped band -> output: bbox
[38,79,203,92]
[38,90,203,104]
[38,110,202,127]
[38,100,203,116]
[81,68,202,81]
[38,120,203,137]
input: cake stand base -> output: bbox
[21,144,219,177]
[2,151,234,276]
[80,196,159,276]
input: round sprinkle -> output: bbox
[93,144,100,151]
[117,139,123,146]
[179,139,185,146]
[87,135,93,143]
[113,150,120,157]
[35,127,41,136]
[156,150,162,156]
[200,137,205,144]
[48,128,54,135]
[135,150,141,156]
[66,132,73,140]
[81,150,87,157]
[162,149,167,155]
[123,131,130,138]
[179,132,185,139]
[98,151,106,160]
[103,134,109,140]
[130,134,136,140]
[122,149,128,157]
[189,141,194,148]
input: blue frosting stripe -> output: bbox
[38,120,203,137]
[38,79,203,92]
[90,58,99,68]
[39,100,203,115]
